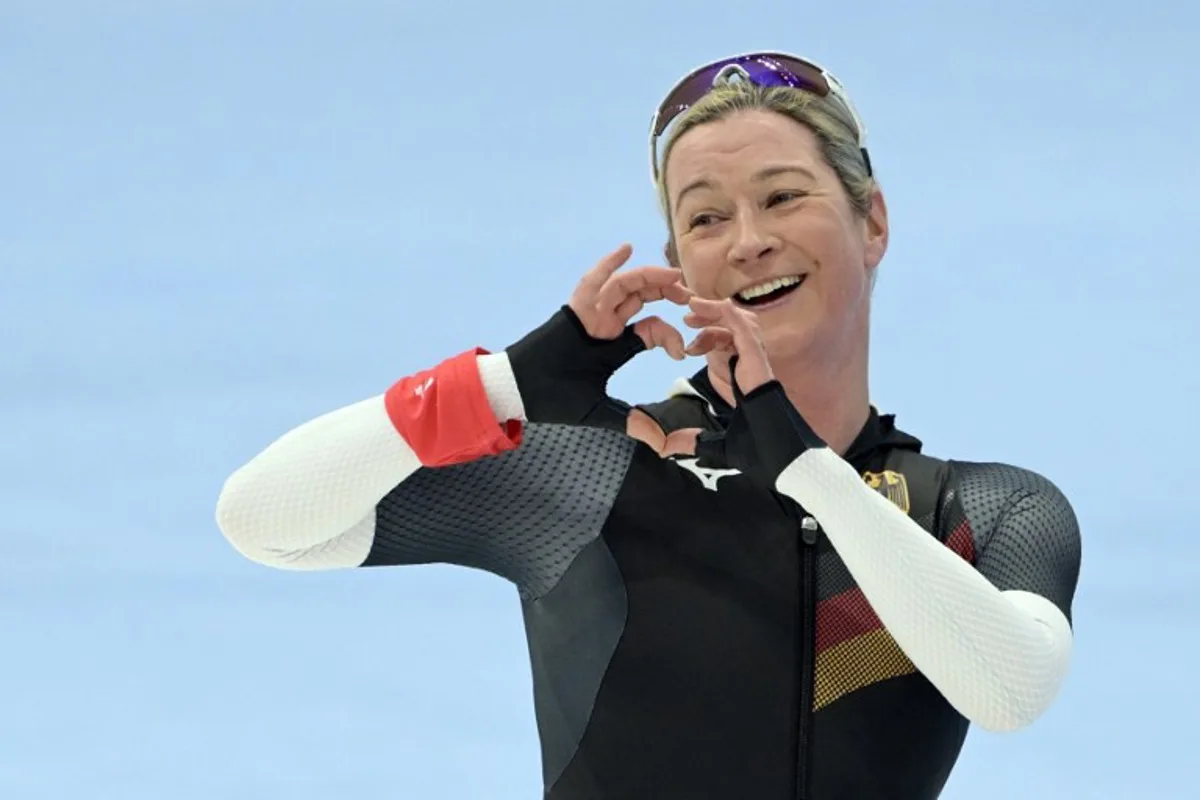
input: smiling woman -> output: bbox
[215,51,1082,800]
[649,76,885,457]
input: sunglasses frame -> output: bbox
[648,51,872,186]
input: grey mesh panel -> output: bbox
[363,423,637,600]
[522,537,628,789]
[951,461,1082,622]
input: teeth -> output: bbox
[736,275,802,301]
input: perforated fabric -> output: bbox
[811,474,939,712]
[216,361,636,596]
[216,394,422,569]
[813,585,919,710]
[366,424,637,599]
[478,352,527,421]
[953,461,1082,621]
[777,447,1077,732]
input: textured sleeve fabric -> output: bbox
[775,448,1079,733]
[954,461,1082,623]
[215,351,637,598]
[364,423,637,599]
[215,392,425,570]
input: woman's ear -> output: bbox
[664,239,681,270]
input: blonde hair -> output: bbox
[656,81,875,264]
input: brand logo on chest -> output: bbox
[672,458,742,491]
[673,457,911,512]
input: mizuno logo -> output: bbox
[674,458,741,492]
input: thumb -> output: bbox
[633,315,686,360]
[660,427,702,458]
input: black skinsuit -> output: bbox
[361,365,1080,799]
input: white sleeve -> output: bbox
[775,447,1075,732]
[214,353,523,570]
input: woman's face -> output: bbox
[664,109,888,369]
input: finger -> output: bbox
[684,327,735,356]
[682,298,741,327]
[609,275,689,325]
[660,428,701,458]
[634,315,687,360]
[626,408,667,452]
[613,292,644,325]
[661,281,694,306]
[627,280,691,310]
[687,295,727,315]
[596,267,687,314]
[575,244,634,303]
[685,298,733,327]
[718,303,765,351]
[632,316,681,358]
[682,310,722,329]
[718,299,757,327]
[623,283,673,305]
[712,304,773,393]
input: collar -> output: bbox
[679,367,923,471]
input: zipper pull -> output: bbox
[800,515,819,545]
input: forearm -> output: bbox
[216,351,523,563]
[776,448,1072,731]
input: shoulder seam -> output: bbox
[989,487,1038,544]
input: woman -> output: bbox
[216,52,1081,799]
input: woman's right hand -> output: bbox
[568,243,690,359]
[504,244,691,431]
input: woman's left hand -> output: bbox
[680,297,827,483]
[683,297,775,394]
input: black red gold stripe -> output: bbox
[812,516,978,710]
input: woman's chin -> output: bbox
[762,322,818,365]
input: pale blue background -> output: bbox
[2,1,1196,798]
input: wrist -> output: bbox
[505,306,590,382]
[503,306,643,427]
[738,381,827,477]
[385,348,523,467]
[477,352,525,422]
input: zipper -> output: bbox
[795,514,820,800]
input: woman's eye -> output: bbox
[689,213,718,229]
[767,191,803,207]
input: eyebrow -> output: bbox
[753,164,817,182]
[673,164,818,210]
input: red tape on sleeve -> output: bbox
[384,348,523,467]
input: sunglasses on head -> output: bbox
[648,51,872,185]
